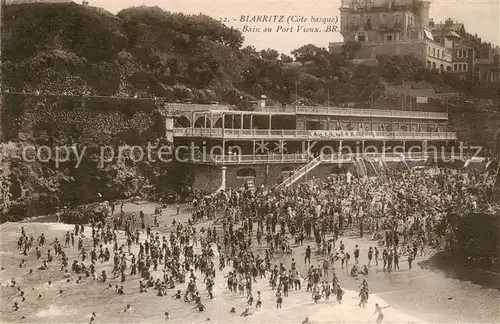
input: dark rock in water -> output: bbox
[419,211,500,290]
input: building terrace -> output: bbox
[168,103,453,143]
[169,103,449,119]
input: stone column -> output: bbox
[164,116,174,143]
[220,166,227,191]
[265,164,270,186]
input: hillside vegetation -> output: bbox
[5,3,498,105]
[0,3,499,221]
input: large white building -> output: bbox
[331,0,453,71]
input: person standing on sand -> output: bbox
[408,252,413,270]
[322,258,330,280]
[336,285,344,304]
[368,246,373,266]
[393,249,400,271]
[275,289,283,309]
[305,245,311,264]
[374,303,390,324]
[345,251,350,270]
[256,291,262,308]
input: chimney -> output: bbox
[419,1,431,27]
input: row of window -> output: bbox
[453,63,468,71]
[456,49,468,58]
[352,13,402,25]
[425,61,469,74]
[355,30,421,43]
[426,61,452,72]
[428,46,445,59]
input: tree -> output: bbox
[280,54,293,63]
[260,48,279,61]
[242,45,258,55]
[221,27,244,50]
[291,44,326,63]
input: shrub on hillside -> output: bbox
[60,202,108,224]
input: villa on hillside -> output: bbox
[330,0,500,83]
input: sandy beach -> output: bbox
[1,202,499,323]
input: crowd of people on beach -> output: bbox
[2,166,497,323]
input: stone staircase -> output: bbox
[274,155,323,190]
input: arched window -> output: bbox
[213,118,223,128]
[236,168,256,178]
[175,116,190,127]
[194,116,211,128]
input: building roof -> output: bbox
[475,58,496,66]
[341,0,418,7]
[431,23,465,34]
[448,23,465,32]
[431,29,461,39]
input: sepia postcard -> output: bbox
[0,0,499,323]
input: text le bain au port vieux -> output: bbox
[219,15,339,33]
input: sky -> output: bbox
[93,0,499,55]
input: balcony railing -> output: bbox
[254,106,448,119]
[185,153,312,165]
[407,23,422,29]
[173,128,458,140]
[166,103,235,111]
[181,151,464,165]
